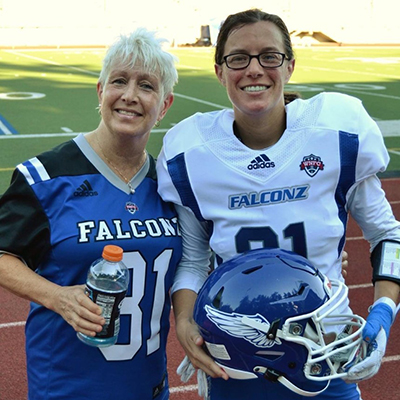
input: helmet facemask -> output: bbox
[194,248,367,397]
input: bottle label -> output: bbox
[86,284,127,339]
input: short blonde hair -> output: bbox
[99,28,178,99]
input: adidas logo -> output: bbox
[74,180,98,197]
[247,154,275,170]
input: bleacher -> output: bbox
[0,0,399,48]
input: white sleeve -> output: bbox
[347,175,400,250]
[354,102,389,181]
[171,204,212,294]
[156,145,183,206]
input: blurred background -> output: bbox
[0,0,399,190]
[1,0,399,48]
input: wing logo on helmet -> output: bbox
[205,305,282,348]
[194,248,368,397]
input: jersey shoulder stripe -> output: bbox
[167,152,204,221]
[336,130,359,253]
[16,139,99,188]
[17,157,50,186]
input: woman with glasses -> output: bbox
[157,8,399,400]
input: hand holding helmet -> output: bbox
[174,288,229,398]
[193,248,367,397]
[345,297,397,382]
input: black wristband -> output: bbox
[371,240,400,285]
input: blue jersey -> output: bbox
[0,134,182,400]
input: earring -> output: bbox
[154,120,160,128]
[96,104,101,115]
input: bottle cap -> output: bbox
[102,245,123,261]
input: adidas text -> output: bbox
[74,191,98,197]
[247,154,275,170]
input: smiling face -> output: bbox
[215,21,294,122]
[97,61,173,140]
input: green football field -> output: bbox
[0,45,399,193]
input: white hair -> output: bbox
[99,28,178,99]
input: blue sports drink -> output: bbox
[77,245,129,347]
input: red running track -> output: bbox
[0,179,399,400]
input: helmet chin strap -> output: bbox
[277,375,330,397]
[256,366,330,397]
[240,316,330,396]
[219,362,331,397]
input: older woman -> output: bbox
[0,28,181,400]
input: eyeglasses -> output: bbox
[222,52,287,70]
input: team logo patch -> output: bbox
[205,305,281,348]
[300,154,325,177]
[125,202,139,215]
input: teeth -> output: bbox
[244,86,267,92]
[118,110,138,116]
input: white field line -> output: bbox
[3,50,400,133]
[345,236,365,241]
[377,120,400,138]
[1,294,400,378]
[0,130,167,139]
[6,50,100,76]
[383,355,400,363]
[299,64,400,82]
[0,127,399,141]
[348,283,372,289]
[173,93,226,109]
[5,50,227,110]
[0,321,25,328]
[170,384,198,394]
[335,88,400,101]
[8,50,206,74]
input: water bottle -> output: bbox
[77,245,129,347]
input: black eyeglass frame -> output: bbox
[222,52,287,70]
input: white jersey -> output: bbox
[157,92,400,315]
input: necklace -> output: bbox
[95,134,145,194]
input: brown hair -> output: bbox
[284,91,301,104]
[215,9,294,65]
[215,9,298,104]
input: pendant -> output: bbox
[127,182,135,194]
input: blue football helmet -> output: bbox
[193,248,366,397]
